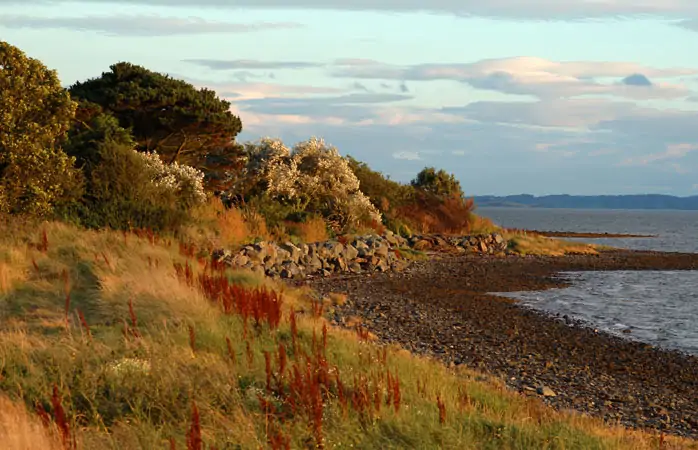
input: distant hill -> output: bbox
[473,194,698,210]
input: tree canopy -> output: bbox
[0,40,82,215]
[411,167,463,198]
[68,62,243,176]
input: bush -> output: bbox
[346,156,413,215]
[68,140,194,231]
[395,191,476,235]
[0,41,83,216]
[233,137,381,232]
[411,167,463,198]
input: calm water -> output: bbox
[479,207,698,356]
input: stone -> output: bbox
[231,254,249,267]
[374,243,390,257]
[537,386,556,397]
[344,244,359,261]
[384,233,400,246]
[279,242,301,262]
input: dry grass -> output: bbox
[0,250,27,294]
[505,232,600,256]
[0,395,62,450]
[395,194,500,236]
[285,216,329,243]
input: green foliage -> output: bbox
[346,156,414,214]
[63,99,135,171]
[411,166,463,198]
[244,193,302,229]
[68,140,190,231]
[0,40,83,216]
[68,62,243,184]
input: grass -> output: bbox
[504,231,601,256]
[0,218,692,449]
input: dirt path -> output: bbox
[303,250,698,438]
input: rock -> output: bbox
[537,386,556,397]
[349,262,362,273]
[344,244,359,261]
[279,242,301,262]
[231,254,249,267]
[374,243,390,257]
[384,233,400,246]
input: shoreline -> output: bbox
[304,249,698,438]
[519,230,658,238]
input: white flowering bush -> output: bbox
[136,151,207,207]
[234,137,381,230]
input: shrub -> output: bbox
[411,167,463,199]
[135,151,207,208]
[395,191,476,235]
[346,156,413,215]
[233,137,381,232]
[69,140,193,231]
[0,41,83,216]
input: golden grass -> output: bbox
[285,216,329,243]
[0,395,62,450]
[505,232,600,256]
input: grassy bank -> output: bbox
[0,219,691,449]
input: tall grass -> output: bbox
[504,232,600,256]
[0,218,692,449]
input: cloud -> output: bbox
[331,56,696,100]
[392,151,421,160]
[0,14,303,36]
[620,143,698,165]
[441,98,642,129]
[4,0,698,21]
[675,18,698,31]
[237,92,414,120]
[351,82,370,91]
[622,73,652,86]
[185,59,323,70]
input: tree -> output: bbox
[68,62,243,182]
[411,167,463,198]
[0,41,82,216]
[63,99,135,171]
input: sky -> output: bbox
[2,1,698,196]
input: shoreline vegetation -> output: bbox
[510,230,658,239]
[1,40,697,448]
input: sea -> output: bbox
[478,207,698,356]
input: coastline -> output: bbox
[304,249,698,438]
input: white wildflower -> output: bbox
[106,357,151,378]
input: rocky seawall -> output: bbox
[213,232,508,279]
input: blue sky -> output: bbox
[3,1,698,196]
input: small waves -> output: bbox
[496,270,698,356]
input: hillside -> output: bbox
[473,194,698,210]
[0,220,690,449]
